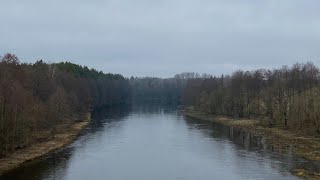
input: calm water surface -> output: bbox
[1,104,308,180]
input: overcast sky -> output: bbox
[1,0,320,77]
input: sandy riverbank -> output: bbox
[0,113,91,175]
[184,108,320,180]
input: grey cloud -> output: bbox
[1,0,320,77]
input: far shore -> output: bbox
[0,113,91,176]
[184,107,320,180]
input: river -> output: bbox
[0,103,306,180]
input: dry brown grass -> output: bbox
[0,113,90,175]
[292,169,320,180]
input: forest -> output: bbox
[129,72,210,102]
[1,52,319,159]
[183,62,320,136]
[0,53,130,157]
[129,76,185,102]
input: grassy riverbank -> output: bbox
[184,107,320,180]
[0,113,91,175]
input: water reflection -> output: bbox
[0,144,75,180]
[0,105,131,180]
[0,104,315,180]
[184,116,320,178]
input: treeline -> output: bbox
[129,75,187,102]
[184,62,320,135]
[129,72,211,102]
[0,53,130,157]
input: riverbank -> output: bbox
[0,113,91,175]
[184,107,320,180]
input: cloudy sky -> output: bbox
[1,0,320,77]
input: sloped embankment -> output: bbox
[0,113,91,175]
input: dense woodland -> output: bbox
[0,53,130,157]
[129,76,186,102]
[129,72,210,102]
[1,52,319,158]
[183,62,320,136]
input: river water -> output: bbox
[0,103,308,180]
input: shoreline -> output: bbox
[0,113,91,176]
[184,108,320,179]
